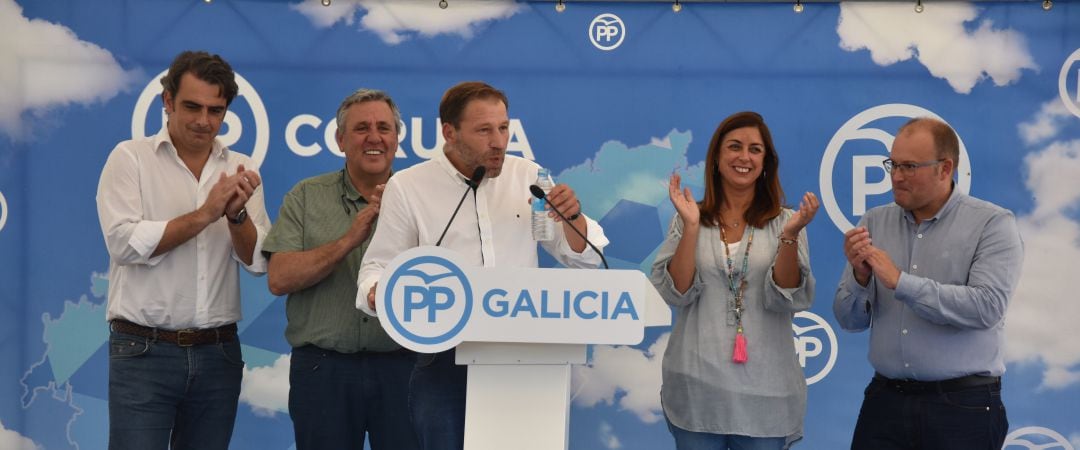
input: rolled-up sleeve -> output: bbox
[650,215,704,307]
[236,178,271,275]
[96,146,168,267]
[542,215,609,269]
[764,225,814,313]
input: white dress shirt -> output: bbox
[96,127,270,329]
[356,151,608,315]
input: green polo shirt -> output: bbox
[262,169,399,353]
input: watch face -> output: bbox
[231,208,247,224]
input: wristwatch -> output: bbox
[228,207,248,225]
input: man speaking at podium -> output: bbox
[356,81,608,450]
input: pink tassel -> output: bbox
[732,332,748,364]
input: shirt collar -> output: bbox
[904,182,963,223]
[340,168,394,203]
[434,149,483,188]
[152,126,227,159]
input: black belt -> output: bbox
[111,319,237,347]
[873,372,1000,394]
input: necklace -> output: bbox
[719,224,753,364]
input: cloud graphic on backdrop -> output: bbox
[0,0,138,140]
[1006,105,1080,390]
[239,354,291,417]
[0,421,40,450]
[292,0,522,45]
[572,333,667,424]
[598,421,623,449]
[1020,100,1075,147]
[837,2,1036,94]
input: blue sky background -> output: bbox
[1,0,1078,448]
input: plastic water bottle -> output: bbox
[532,167,555,241]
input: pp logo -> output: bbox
[131,70,270,168]
[792,311,837,385]
[1059,48,1080,119]
[589,13,626,51]
[818,104,972,232]
[383,255,473,350]
[1003,426,1074,450]
[0,190,7,233]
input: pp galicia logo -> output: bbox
[377,247,647,353]
[131,70,270,168]
[792,312,837,385]
[818,104,972,232]
[1003,426,1075,450]
[1060,47,1080,119]
[383,254,474,348]
[589,13,626,51]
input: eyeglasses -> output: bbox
[882,158,945,175]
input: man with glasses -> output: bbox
[833,117,1023,449]
[262,89,418,450]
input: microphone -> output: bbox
[529,184,609,269]
[436,166,486,246]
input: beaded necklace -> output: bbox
[719,222,753,364]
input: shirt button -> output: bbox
[904,363,910,368]
[912,264,918,270]
[902,329,908,335]
[917,233,923,238]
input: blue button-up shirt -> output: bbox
[833,188,1024,381]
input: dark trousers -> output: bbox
[108,331,243,450]
[289,345,419,450]
[851,376,1008,450]
[409,348,468,450]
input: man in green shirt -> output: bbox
[263,89,417,450]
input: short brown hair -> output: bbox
[898,117,960,168]
[439,81,509,128]
[160,51,238,106]
[698,111,785,229]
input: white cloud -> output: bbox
[239,354,291,417]
[292,0,523,45]
[650,136,673,150]
[1019,100,1074,146]
[0,421,41,450]
[837,2,1036,94]
[0,0,138,140]
[598,421,623,449]
[1005,135,1080,390]
[572,333,667,423]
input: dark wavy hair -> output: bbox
[698,111,785,228]
[160,51,238,106]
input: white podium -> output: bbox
[375,246,671,450]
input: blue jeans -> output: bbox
[288,345,419,450]
[666,416,787,450]
[851,377,1008,450]
[108,330,243,450]
[409,349,468,450]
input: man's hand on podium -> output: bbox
[367,283,377,313]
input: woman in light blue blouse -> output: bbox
[651,111,819,450]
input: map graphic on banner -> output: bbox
[1,0,1079,449]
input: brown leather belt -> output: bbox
[873,372,1000,394]
[111,319,237,347]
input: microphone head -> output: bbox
[470,166,486,184]
[529,184,546,199]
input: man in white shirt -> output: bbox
[96,50,269,450]
[356,81,608,450]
